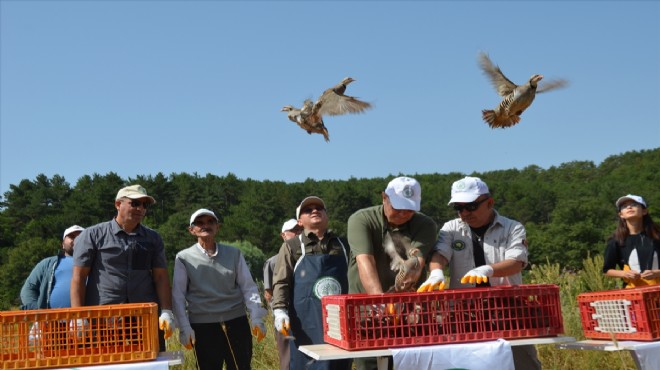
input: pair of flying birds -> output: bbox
[282,53,568,141]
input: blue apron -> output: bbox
[289,235,350,370]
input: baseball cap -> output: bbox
[190,208,219,226]
[63,225,85,240]
[281,219,299,232]
[448,176,490,205]
[384,177,421,211]
[296,196,326,219]
[615,194,647,209]
[115,184,156,204]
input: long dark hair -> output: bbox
[612,211,660,245]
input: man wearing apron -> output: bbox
[271,196,351,370]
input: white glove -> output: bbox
[159,309,176,340]
[461,265,494,284]
[68,318,89,340]
[251,320,267,342]
[273,308,290,336]
[417,269,447,292]
[179,325,196,350]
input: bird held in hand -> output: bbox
[281,77,372,142]
[478,52,568,128]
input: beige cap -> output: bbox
[115,184,156,204]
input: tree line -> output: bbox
[0,148,658,310]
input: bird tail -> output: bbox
[322,128,330,142]
[482,110,519,128]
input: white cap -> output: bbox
[296,196,326,219]
[281,219,299,232]
[115,184,156,204]
[448,176,490,204]
[190,208,218,226]
[63,225,85,240]
[384,177,421,211]
[616,194,647,209]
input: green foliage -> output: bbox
[1,148,659,310]
[223,239,267,281]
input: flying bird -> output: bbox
[478,52,568,128]
[281,77,372,142]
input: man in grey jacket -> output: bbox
[20,225,85,309]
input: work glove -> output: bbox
[273,308,290,336]
[179,325,196,350]
[417,269,447,292]
[251,320,267,343]
[461,265,494,285]
[159,309,176,340]
[68,318,89,341]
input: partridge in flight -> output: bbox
[281,77,372,142]
[478,52,568,128]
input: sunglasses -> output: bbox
[125,199,150,209]
[453,197,489,213]
[301,205,325,214]
[619,202,642,211]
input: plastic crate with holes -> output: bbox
[0,303,159,370]
[578,285,660,340]
[322,284,563,350]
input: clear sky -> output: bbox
[1,1,659,197]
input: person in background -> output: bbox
[21,225,85,309]
[347,176,437,370]
[418,176,539,370]
[70,184,174,351]
[173,208,267,370]
[271,196,351,370]
[263,218,301,370]
[603,194,660,287]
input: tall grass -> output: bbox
[169,256,637,369]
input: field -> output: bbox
[167,256,639,370]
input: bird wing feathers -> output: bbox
[537,78,569,93]
[478,52,518,96]
[315,78,372,116]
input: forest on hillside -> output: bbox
[0,148,658,310]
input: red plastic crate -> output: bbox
[578,285,660,340]
[0,303,159,369]
[322,284,563,350]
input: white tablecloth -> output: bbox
[391,338,514,370]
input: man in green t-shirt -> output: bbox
[347,176,437,370]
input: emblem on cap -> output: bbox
[452,240,466,251]
[314,277,342,299]
[455,181,467,190]
[402,185,415,198]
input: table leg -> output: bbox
[377,356,388,370]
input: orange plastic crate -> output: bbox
[0,303,159,369]
[322,284,563,350]
[578,285,660,340]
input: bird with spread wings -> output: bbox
[281,77,372,142]
[478,52,568,128]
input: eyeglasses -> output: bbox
[619,202,642,211]
[125,199,150,209]
[453,197,489,213]
[301,205,325,214]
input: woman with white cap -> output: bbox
[603,194,660,287]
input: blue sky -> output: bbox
[1,1,659,197]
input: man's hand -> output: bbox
[159,309,176,340]
[251,321,267,342]
[273,308,290,336]
[417,269,446,292]
[179,326,196,350]
[461,265,494,284]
